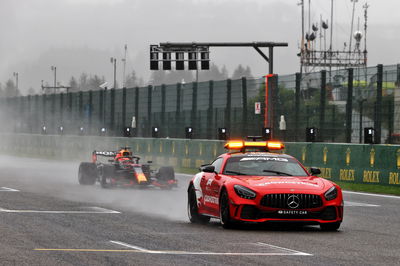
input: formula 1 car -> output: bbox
[78,147,177,189]
[187,138,343,230]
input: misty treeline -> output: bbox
[65,64,252,91]
[0,64,253,96]
[150,63,253,86]
[0,79,22,97]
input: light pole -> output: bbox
[51,66,57,93]
[13,72,19,91]
[122,44,127,88]
[110,57,117,89]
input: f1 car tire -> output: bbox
[101,165,115,188]
[157,166,175,181]
[320,222,341,231]
[219,189,237,229]
[188,185,210,224]
[78,162,97,185]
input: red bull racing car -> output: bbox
[78,147,177,189]
[187,139,343,230]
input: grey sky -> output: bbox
[1,0,399,93]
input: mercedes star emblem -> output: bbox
[287,195,300,209]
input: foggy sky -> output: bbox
[1,0,399,94]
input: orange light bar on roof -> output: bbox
[224,141,244,149]
[225,140,284,151]
[267,141,285,150]
[244,141,267,147]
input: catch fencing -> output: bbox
[1,64,400,144]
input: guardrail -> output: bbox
[1,134,399,186]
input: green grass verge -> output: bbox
[334,181,400,196]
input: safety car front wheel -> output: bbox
[320,222,341,231]
[219,190,237,229]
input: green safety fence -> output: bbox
[1,134,399,187]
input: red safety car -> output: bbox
[187,139,343,230]
[78,147,177,189]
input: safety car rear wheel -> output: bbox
[188,185,210,224]
[78,162,97,185]
[320,222,341,231]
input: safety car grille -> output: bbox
[260,193,323,209]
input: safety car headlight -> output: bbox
[324,186,338,201]
[234,185,256,200]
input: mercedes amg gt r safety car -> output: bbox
[78,147,177,189]
[187,139,343,230]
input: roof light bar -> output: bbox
[224,140,284,151]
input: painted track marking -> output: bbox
[108,240,312,256]
[0,206,120,214]
[343,190,400,199]
[0,187,19,192]
[344,201,380,207]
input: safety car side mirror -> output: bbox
[200,165,215,173]
[310,167,321,176]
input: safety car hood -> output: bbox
[233,175,328,192]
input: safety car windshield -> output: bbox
[223,155,308,177]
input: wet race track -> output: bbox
[0,155,399,266]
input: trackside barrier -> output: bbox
[0,134,400,187]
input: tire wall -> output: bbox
[1,133,400,187]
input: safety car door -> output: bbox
[201,157,223,214]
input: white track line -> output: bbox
[109,241,150,252]
[343,190,400,199]
[110,241,312,256]
[344,201,380,207]
[0,206,120,214]
[0,187,19,192]
[255,242,312,256]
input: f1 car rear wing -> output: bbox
[92,150,141,163]
[93,151,117,157]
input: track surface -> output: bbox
[0,155,399,266]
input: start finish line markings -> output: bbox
[0,206,120,214]
[34,241,312,256]
[0,187,19,192]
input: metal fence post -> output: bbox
[346,68,354,143]
[27,95,32,133]
[134,87,139,137]
[110,88,115,135]
[191,82,198,135]
[42,94,46,129]
[161,84,166,137]
[207,80,214,139]
[176,82,182,138]
[319,70,327,141]
[60,93,64,130]
[375,64,383,144]
[295,73,301,141]
[88,90,93,135]
[226,79,232,133]
[148,85,152,137]
[122,87,127,132]
[241,77,248,138]
[51,93,56,133]
[388,102,393,143]
[99,89,104,132]
[35,95,40,133]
